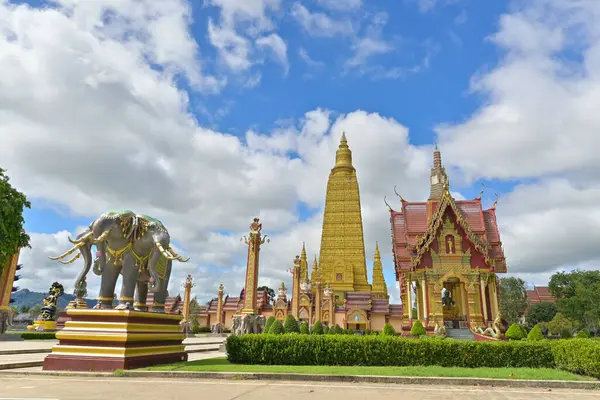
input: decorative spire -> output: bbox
[334,131,353,169]
[371,242,388,298]
[428,144,448,201]
[300,243,309,282]
[310,255,320,284]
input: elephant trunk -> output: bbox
[73,235,93,289]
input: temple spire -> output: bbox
[371,242,388,299]
[300,243,309,282]
[428,144,448,200]
[310,255,319,284]
[334,131,353,170]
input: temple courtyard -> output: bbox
[0,376,598,400]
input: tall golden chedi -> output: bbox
[318,132,371,296]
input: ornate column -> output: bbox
[241,218,269,314]
[291,255,301,318]
[406,275,413,321]
[314,281,322,324]
[479,273,488,323]
[421,277,428,325]
[429,272,443,328]
[489,275,499,320]
[216,283,224,325]
[0,249,22,312]
[324,284,335,326]
[181,275,194,323]
[466,274,482,327]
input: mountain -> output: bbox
[10,289,98,310]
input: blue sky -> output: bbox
[5,0,598,300]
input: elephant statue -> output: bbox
[252,315,266,333]
[211,322,223,334]
[231,315,242,335]
[49,211,189,312]
[231,314,263,334]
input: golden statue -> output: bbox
[447,236,455,254]
[250,217,262,234]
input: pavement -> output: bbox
[0,375,598,400]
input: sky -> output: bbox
[1,0,599,304]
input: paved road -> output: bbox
[0,376,597,400]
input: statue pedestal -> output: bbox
[27,320,57,332]
[43,309,188,372]
[56,300,89,330]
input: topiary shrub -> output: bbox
[284,315,300,334]
[576,330,590,338]
[506,323,526,340]
[21,332,56,340]
[334,324,343,334]
[527,324,544,341]
[410,320,426,337]
[519,324,528,338]
[263,316,275,334]
[269,319,284,334]
[323,325,330,334]
[312,320,324,335]
[299,322,310,334]
[382,323,396,336]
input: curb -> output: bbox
[0,369,598,389]
[0,349,51,356]
[0,361,44,370]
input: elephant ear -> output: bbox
[155,255,168,280]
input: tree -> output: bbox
[382,323,396,336]
[257,286,275,304]
[527,325,544,341]
[526,302,557,327]
[299,322,310,334]
[311,320,323,334]
[548,312,574,338]
[283,315,299,333]
[323,325,330,334]
[269,319,284,334]
[28,304,42,320]
[410,320,426,337]
[498,277,529,324]
[549,270,600,335]
[334,324,343,334]
[506,323,526,340]
[0,169,31,273]
[263,316,275,333]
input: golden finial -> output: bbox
[394,185,405,202]
[477,182,485,200]
[340,131,347,144]
[375,242,381,259]
[434,142,439,151]
[334,131,352,168]
[383,196,394,212]
[491,193,499,210]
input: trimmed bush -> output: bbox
[263,316,275,334]
[410,320,426,337]
[269,319,284,334]
[576,330,590,338]
[551,339,600,378]
[527,325,544,341]
[312,320,324,335]
[299,322,310,334]
[382,323,396,336]
[283,315,300,334]
[506,323,526,341]
[334,324,343,334]
[21,332,56,340]
[323,325,330,334]
[226,334,556,369]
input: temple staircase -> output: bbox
[445,328,475,341]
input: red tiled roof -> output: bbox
[390,197,507,274]
[526,286,556,304]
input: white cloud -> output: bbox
[298,47,324,68]
[256,33,289,74]
[208,19,253,71]
[315,0,363,11]
[345,12,394,71]
[290,2,355,37]
[205,0,281,34]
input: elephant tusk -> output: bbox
[48,242,85,260]
[91,231,109,243]
[68,231,92,244]
[167,247,190,263]
[58,252,81,264]
[155,243,177,260]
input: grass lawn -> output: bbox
[142,357,593,381]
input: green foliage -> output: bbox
[527,325,544,341]
[548,313,574,337]
[549,270,600,335]
[526,302,558,327]
[382,323,396,336]
[299,322,310,334]
[190,316,200,333]
[257,286,275,304]
[323,325,330,334]
[225,334,557,369]
[21,332,56,340]
[506,323,526,340]
[263,316,275,334]
[498,277,529,325]
[0,168,31,273]
[551,339,600,378]
[334,324,343,334]
[268,319,284,334]
[283,315,300,334]
[312,320,324,335]
[410,320,426,337]
[576,330,590,338]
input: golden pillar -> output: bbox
[421,277,428,324]
[0,249,21,311]
[241,218,269,314]
[291,255,301,318]
[406,277,413,320]
[480,275,488,323]
[216,283,224,325]
[324,284,335,326]
[181,275,194,323]
[489,276,500,320]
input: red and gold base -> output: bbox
[43,309,187,372]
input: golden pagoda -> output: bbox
[370,243,388,300]
[317,132,371,296]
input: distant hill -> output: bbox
[10,289,98,309]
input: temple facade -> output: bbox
[194,136,507,334]
[390,146,506,332]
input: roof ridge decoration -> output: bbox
[412,184,493,267]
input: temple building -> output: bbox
[390,145,507,332]
[195,135,507,334]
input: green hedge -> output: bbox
[551,339,600,378]
[21,332,56,340]
[226,334,555,368]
